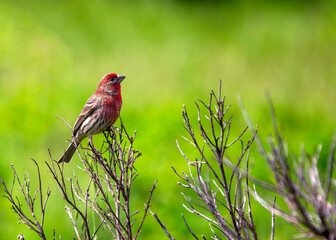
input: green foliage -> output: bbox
[0,0,335,239]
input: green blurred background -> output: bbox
[1,0,336,239]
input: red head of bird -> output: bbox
[97,73,125,96]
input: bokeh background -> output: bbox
[1,0,336,239]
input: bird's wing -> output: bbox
[73,95,101,137]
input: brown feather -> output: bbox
[73,95,101,137]
[58,140,80,163]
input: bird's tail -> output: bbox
[58,140,80,163]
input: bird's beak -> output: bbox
[116,75,126,83]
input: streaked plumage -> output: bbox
[58,73,125,163]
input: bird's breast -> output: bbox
[103,95,122,125]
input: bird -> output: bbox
[58,73,125,163]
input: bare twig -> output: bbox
[47,121,157,240]
[170,81,258,239]
[240,94,336,240]
[182,213,199,239]
[149,209,175,240]
[0,159,51,240]
[2,120,156,240]
[134,180,158,239]
[270,198,276,240]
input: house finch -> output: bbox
[58,73,125,163]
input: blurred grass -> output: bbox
[0,0,336,239]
